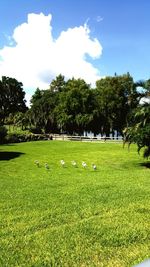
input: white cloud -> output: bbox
[96,16,104,22]
[0,13,102,102]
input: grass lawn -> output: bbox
[0,140,150,267]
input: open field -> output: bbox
[0,141,150,267]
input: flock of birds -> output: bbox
[34,160,97,171]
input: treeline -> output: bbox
[0,73,149,138]
[25,73,148,137]
[1,73,150,158]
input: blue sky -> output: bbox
[0,0,150,102]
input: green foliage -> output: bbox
[29,76,96,135]
[29,89,59,133]
[55,78,94,134]
[0,76,27,124]
[7,72,147,137]
[2,73,149,138]
[0,125,7,144]
[0,141,150,266]
[124,104,150,158]
[96,73,138,136]
[30,87,44,105]
[29,126,43,134]
[5,132,51,143]
[6,132,25,143]
[49,74,65,92]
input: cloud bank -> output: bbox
[0,13,102,94]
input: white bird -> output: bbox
[60,160,65,167]
[82,161,87,168]
[34,160,40,167]
[71,160,77,167]
[45,163,49,170]
[92,164,97,170]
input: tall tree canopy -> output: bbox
[55,78,94,134]
[124,103,150,158]
[28,75,64,133]
[30,88,44,106]
[123,78,150,159]
[29,89,59,133]
[25,73,148,137]
[95,73,139,137]
[0,76,27,124]
[49,74,65,93]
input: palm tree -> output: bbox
[124,103,150,159]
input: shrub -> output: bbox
[6,133,21,143]
[29,127,42,134]
[0,126,8,144]
[5,133,50,143]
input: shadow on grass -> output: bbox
[139,162,150,168]
[0,151,25,161]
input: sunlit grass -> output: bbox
[0,141,150,266]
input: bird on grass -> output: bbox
[34,160,40,167]
[71,160,77,167]
[45,163,49,170]
[82,161,87,168]
[60,160,65,167]
[92,163,97,170]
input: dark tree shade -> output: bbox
[0,76,27,124]
[95,73,138,136]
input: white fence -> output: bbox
[52,134,123,142]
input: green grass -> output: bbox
[0,141,150,267]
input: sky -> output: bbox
[0,0,150,105]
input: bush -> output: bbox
[6,133,22,143]
[6,133,32,143]
[0,126,8,144]
[5,133,51,143]
[29,127,42,134]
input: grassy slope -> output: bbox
[0,141,150,267]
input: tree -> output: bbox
[13,112,28,130]
[29,76,66,133]
[30,88,44,106]
[49,74,65,93]
[124,103,150,159]
[88,89,106,136]
[55,78,94,135]
[0,76,27,124]
[96,73,138,137]
[29,89,59,133]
